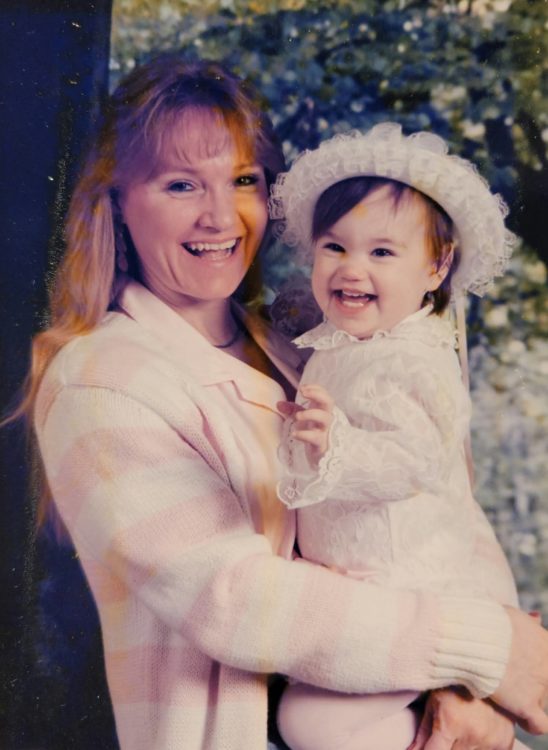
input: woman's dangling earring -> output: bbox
[112,189,130,274]
[424,290,434,305]
[116,225,129,273]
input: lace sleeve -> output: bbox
[277,351,467,509]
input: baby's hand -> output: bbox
[292,384,334,463]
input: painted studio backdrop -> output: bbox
[1,0,547,747]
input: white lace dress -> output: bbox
[278,306,486,594]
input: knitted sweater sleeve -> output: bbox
[36,384,511,699]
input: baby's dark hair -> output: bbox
[312,177,460,314]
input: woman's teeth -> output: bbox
[336,290,376,307]
[183,240,237,258]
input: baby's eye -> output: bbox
[323,242,345,253]
[235,173,261,187]
[372,247,393,257]
[167,180,193,193]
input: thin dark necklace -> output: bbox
[214,320,243,349]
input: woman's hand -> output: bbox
[491,607,548,734]
[408,688,515,750]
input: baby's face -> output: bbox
[311,185,443,339]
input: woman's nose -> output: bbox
[197,189,235,232]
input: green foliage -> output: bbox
[112,1,547,211]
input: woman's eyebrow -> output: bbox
[233,161,262,170]
[154,163,197,174]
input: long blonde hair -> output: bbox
[11,55,285,528]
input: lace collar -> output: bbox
[293,306,457,351]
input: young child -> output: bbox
[269,123,528,750]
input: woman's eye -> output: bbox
[372,247,393,257]
[167,181,193,193]
[235,173,261,187]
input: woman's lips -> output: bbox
[182,238,239,258]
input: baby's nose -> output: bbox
[339,257,369,281]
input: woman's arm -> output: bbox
[37,384,512,700]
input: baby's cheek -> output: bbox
[311,265,329,310]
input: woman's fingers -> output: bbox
[407,697,434,750]
[517,706,548,735]
[410,689,515,750]
[493,607,548,734]
[422,735,455,750]
[418,694,457,750]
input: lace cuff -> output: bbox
[277,406,352,509]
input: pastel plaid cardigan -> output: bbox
[35,281,514,750]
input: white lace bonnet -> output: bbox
[269,122,516,297]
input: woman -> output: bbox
[23,55,548,749]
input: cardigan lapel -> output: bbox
[117,281,303,410]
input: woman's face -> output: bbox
[119,111,269,311]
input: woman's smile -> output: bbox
[182,238,240,259]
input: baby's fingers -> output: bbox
[292,428,328,451]
[300,384,334,412]
[277,400,302,418]
[295,408,333,430]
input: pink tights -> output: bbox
[277,683,532,750]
